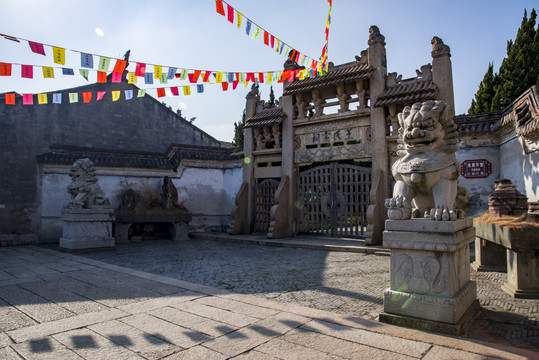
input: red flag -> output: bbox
[111,71,122,83]
[188,70,201,83]
[202,71,211,82]
[0,62,12,76]
[28,41,45,55]
[232,81,239,90]
[157,88,166,98]
[113,59,127,73]
[227,4,234,23]
[135,62,146,77]
[5,93,15,105]
[83,92,92,103]
[270,35,275,48]
[97,71,107,83]
[170,87,179,96]
[96,91,106,101]
[263,31,269,46]
[246,73,255,82]
[221,82,229,91]
[215,0,225,16]
[21,65,33,78]
[258,72,264,83]
[22,94,33,105]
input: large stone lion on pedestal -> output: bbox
[66,158,110,209]
[385,100,468,221]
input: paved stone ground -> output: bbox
[0,244,536,360]
[74,238,539,353]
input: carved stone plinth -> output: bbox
[114,210,192,243]
[60,208,115,250]
[379,218,479,335]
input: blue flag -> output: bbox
[197,84,204,93]
[246,20,252,36]
[81,53,94,68]
[62,68,74,75]
[144,72,154,84]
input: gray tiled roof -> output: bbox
[283,62,371,95]
[37,144,242,169]
[455,112,503,135]
[245,107,285,128]
[374,79,437,107]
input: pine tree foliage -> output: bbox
[469,9,538,114]
[232,110,245,149]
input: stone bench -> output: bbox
[472,219,539,299]
[114,210,192,243]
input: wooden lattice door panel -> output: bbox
[253,179,280,233]
[297,164,371,238]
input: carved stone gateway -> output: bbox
[60,159,115,250]
[380,101,478,336]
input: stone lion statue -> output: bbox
[385,100,467,221]
[66,158,110,209]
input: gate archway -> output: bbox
[297,163,371,238]
[253,179,280,233]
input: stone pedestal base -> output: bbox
[114,210,192,243]
[380,218,478,335]
[60,208,115,250]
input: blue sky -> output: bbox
[0,0,537,142]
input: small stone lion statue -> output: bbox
[385,100,468,221]
[66,158,110,209]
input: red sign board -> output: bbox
[461,159,492,179]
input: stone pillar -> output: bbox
[380,219,479,335]
[431,37,455,117]
[281,69,296,237]
[366,26,389,245]
[242,86,260,232]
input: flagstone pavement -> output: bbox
[0,238,537,359]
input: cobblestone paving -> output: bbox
[76,239,539,351]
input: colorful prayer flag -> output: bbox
[167,67,177,79]
[79,69,89,80]
[157,87,166,98]
[97,56,110,72]
[222,82,229,91]
[42,67,54,78]
[53,93,62,104]
[62,68,74,75]
[21,65,33,78]
[81,53,94,68]
[83,92,92,103]
[170,86,179,96]
[197,84,204,93]
[237,12,242,28]
[202,71,211,82]
[22,94,33,105]
[128,72,137,84]
[238,72,246,83]
[37,93,48,104]
[267,72,273,83]
[96,91,106,101]
[246,20,252,36]
[111,71,122,83]
[125,90,133,100]
[183,86,191,96]
[135,62,146,77]
[227,4,234,23]
[97,71,107,83]
[144,72,154,84]
[137,89,146,97]
[251,26,262,41]
[160,73,168,84]
[111,91,120,101]
[28,41,45,55]
[154,65,162,79]
[215,0,225,16]
[215,72,223,83]
[180,68,188,80]
[0,62,12,76]
[263,31,269,46]
[113,59,127,73]
[188,70,201,83]
[69,93,78,103]
[275,39,280,53]
[5,93,15,105]
[52,47,65,65]
[1,34,19,42]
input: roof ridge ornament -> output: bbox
[431,36,450,58]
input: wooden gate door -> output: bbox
[297,163,371,238]
[253,179,280,233]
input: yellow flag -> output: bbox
[37,93,48,104]
[237,12,242,28]
[267,72,273,83]
[183,86,191,96]
[251,26,261,41]
[215,72,223,83]
[275,39,280,53]
[112,90,121,101]
[154,65,162,79]
[53,47,65,65]
[42,66,54,78]
[128,72,137,84]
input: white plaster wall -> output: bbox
[40,166,242,241]
[500,137,539,202]
[456,146,500,216]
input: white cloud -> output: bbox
[95,28,104,36]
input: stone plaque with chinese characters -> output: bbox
[461,159,492,179]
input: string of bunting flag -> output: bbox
[214,0,325,72]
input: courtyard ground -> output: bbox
[0,236,537,359]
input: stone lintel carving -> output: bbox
[268,176,289,238]
[295,143,372,164]
[65,158,110,210]
[385,100,468,221]
[488,179,528,217]
[355,79,367,110]
[312,89,325,116]
[336,83,350,113]
[431,36,450,58]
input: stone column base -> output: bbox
[60,208,115,250]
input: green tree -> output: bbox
[268,85,276,107]
[232,110,245,149]
[469,8,538,114]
